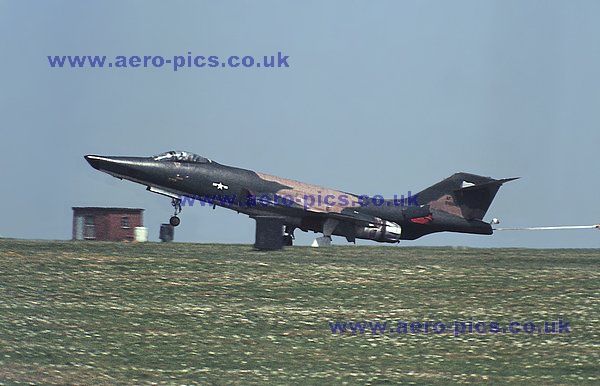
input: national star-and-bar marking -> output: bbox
[212,182,229,190]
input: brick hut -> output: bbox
[72,207,144,241]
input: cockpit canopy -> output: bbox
[152,150,211,163]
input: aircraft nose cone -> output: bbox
[85,155,112,170]
[84,154,153,181]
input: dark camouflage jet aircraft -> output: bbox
[85,150,517,249]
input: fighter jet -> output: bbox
[85,150,517,249]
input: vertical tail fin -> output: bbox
[417,173,518,220]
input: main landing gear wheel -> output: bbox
[170,198,182,227]
[282,234,293,246]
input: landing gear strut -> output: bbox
[283,225,295,246]
[170,198,182,227]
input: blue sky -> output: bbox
[1,1,599,247]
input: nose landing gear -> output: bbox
[170,198,182,227]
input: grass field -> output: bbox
[0,240,598,384]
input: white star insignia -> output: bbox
[212,182,229,190]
